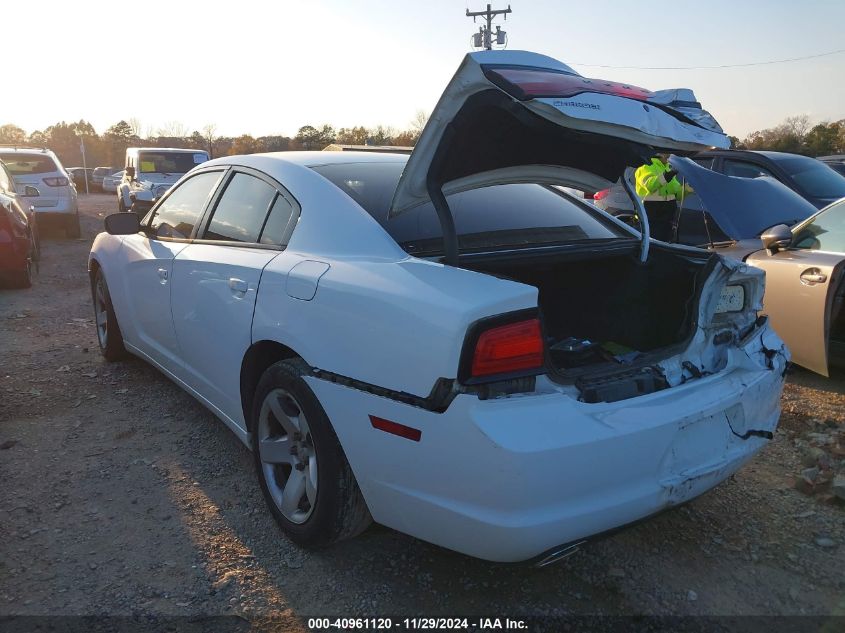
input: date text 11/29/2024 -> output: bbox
[308,618,528,630]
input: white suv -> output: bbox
[118,147,209,215]
[0,147,80,238]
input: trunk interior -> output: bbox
[462,245,712,401]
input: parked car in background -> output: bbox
[118,148,209,214]
[92,166,121,191]
[67,167,94,192]
[818,155,845,178]
[665,157,843,376]
[0,147,80,238]
[594,150,845,215]
[101,170,124,194]
[747,199,845,377]
[694,150,845,209]
[0,159,40,287]
[90,50,787,564]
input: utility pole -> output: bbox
[466,3,511,50]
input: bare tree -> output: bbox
[784,115,812,139]
[202,123,218,157]
[156,121,189,138]
[410,110,429,140]
[127,117,144,138]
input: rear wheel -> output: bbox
[92,268,126,361]
[8,259,32,289]
[252,359,371,547]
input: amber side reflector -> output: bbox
[369,415,422,442]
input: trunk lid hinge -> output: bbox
[621,166,650,263]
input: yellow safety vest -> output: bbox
[635,158,685,201]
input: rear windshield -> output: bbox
[138,152,208,174]
[93,167,117,176]
[776,156,845,199]
[0,153,58,175]
[312,162,628,254]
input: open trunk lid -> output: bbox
[668,156,817,239]
[390,50,729,224]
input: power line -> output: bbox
[568,47,845,70]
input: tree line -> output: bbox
[729,116,844,156]
[0,113,842,170]
[0,112,428,169]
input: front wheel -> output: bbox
[252,359,371,547]
[92,268,126,361]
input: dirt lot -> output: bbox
[1,195,844,628]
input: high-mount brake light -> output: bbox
[483,66,653,102]
[593,189,610,201]
[471,318,544,379]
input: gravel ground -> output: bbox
[1,195,844,628]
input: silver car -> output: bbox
[0,147,80,238]
[101,170,124,194]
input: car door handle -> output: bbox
[799,269,827,284]
[229,278,248,294]
[157,267,168,283]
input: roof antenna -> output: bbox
[466,3,511,50]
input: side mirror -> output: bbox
[23,185,40,197]
[760,223,792,254]
[104,212,141,235]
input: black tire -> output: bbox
[118,196,127,213]
[8,260,32,289]
[29,229,40,263]
[92,268,126,361]
[251,359,371,547]
[66,212,81,239]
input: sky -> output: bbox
[6,0,844,140]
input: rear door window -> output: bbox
[203,172,276,243]
[259,195,297,245]
[149,171,223,239]
[723,159,775,179]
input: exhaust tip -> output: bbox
[534,541,586,568]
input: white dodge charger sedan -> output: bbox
[88,50,788,564]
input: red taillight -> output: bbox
[43,177,69,187]
[593,189,610,201]
[471,318,544,378]
[483,66,653,102]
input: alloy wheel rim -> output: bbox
[94,278,108,348]
[257,388,317,524]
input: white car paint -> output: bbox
[89,150,788,562]
[89,51,787,563]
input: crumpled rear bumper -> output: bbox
[306,322,788,562]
